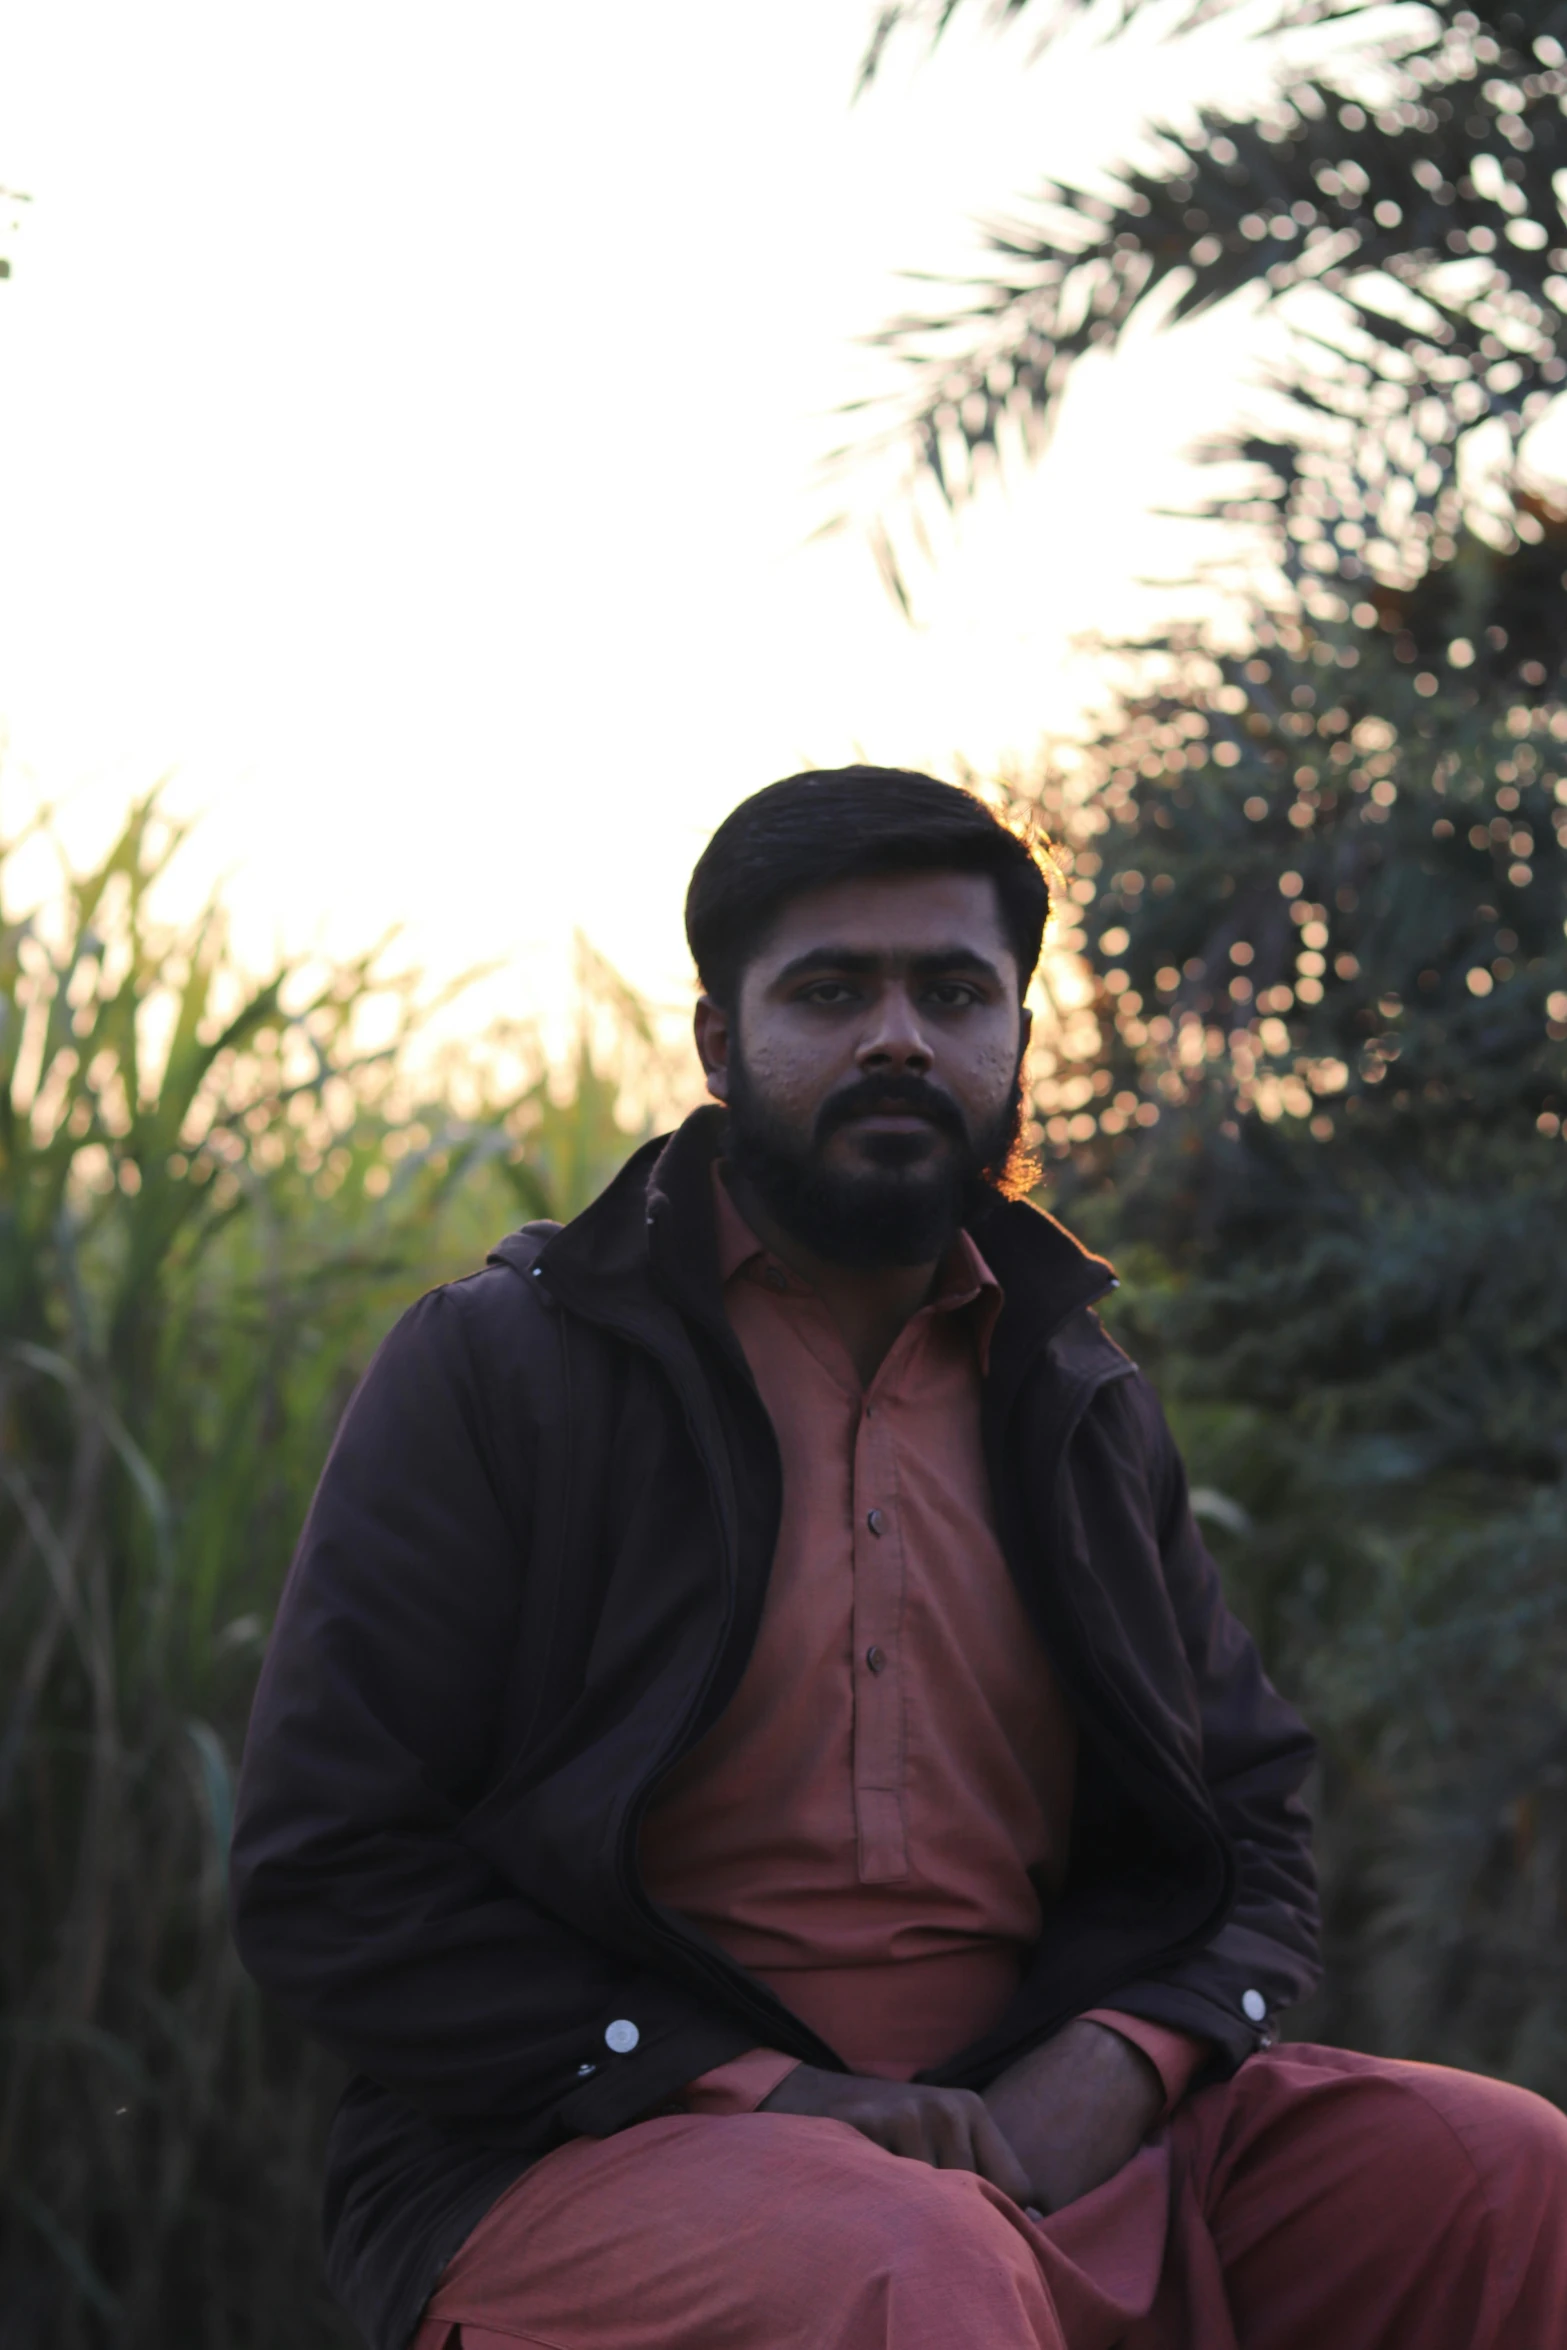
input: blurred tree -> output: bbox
[1000,524,1567,2089]
[1026,550,1567,1178]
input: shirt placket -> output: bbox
[849,1385,909,1884]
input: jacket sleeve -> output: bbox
[228,1281,753,2143]
[1092,1375,1322,2074]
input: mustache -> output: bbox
[813,1073,968,1147]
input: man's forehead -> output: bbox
[754,870,1012,963]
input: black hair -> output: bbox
[685,766,1050,1007]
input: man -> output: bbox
[232,768,1567,2350]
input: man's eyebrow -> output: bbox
[770,945,1007,989]
[907,947,1007,987]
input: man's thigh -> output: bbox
[414,2111,1067,2350]
[1170,2041,1567,2350]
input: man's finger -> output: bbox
[882,2108,927,2166]
[924,2097,977,2172]
[970,2108,1034,2206]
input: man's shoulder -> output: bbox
[373,1230,566,1397]
[486,1217,563,1273]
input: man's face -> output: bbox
[694,870,1030,1265]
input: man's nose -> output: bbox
[855,988,934,1075]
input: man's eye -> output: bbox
[927,983,980,1008]
[800,981,858,1005]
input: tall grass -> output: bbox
[0,804,657,2346]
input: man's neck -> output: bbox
[722,1166,944,1391]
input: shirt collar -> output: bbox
[711,1163,1004,1366]
[713,1160,782,1285]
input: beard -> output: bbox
[724,1045,1026,1268]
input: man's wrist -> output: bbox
[981,2014,1165,2214]
[1076,2009,1211,2116]
[984,2015,1163,2125]
[1070,2017,1163,2103]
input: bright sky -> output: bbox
[0,0,1325,1036]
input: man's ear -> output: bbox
[1017,1002,1033,1068]
[693,995,732,1104]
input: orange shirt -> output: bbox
[639,1170,1202,2110]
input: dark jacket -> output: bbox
[230,1107,1319,2350]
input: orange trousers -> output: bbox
[411,2045,1567,2350]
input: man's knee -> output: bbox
[1274,2050,1567,2266]
[1402,2062,1567,2218]
[777,2120,1029,2279]
[1193,2045,1567,2235]
[697,2119,1046,2345]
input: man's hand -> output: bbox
[759,2063,1033,2206]
[983,2019,1164,2215]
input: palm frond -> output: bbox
[847,6,1567,604]
[855,0,1380,94]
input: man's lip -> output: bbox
[838,1109,943,1132]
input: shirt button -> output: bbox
[866,1508,885,1535]
[865,1645,887,1673]
[1241,1989,1268,2025]
[604,2018,640,2053]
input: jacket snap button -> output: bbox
[605,2018,640,2054]
[866,1508,885,1535]
[865,1645,887,1674]
[1241,1988,1267,2024]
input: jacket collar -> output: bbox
[962,1181,1122,1403]
[527,1104,1120,1385]
[512,1108,739,1368]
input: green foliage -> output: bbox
[1006,574,1567,2092]
[1028,574,1567,1158]
[502,935,684,1223]
[0,807,654,2346]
